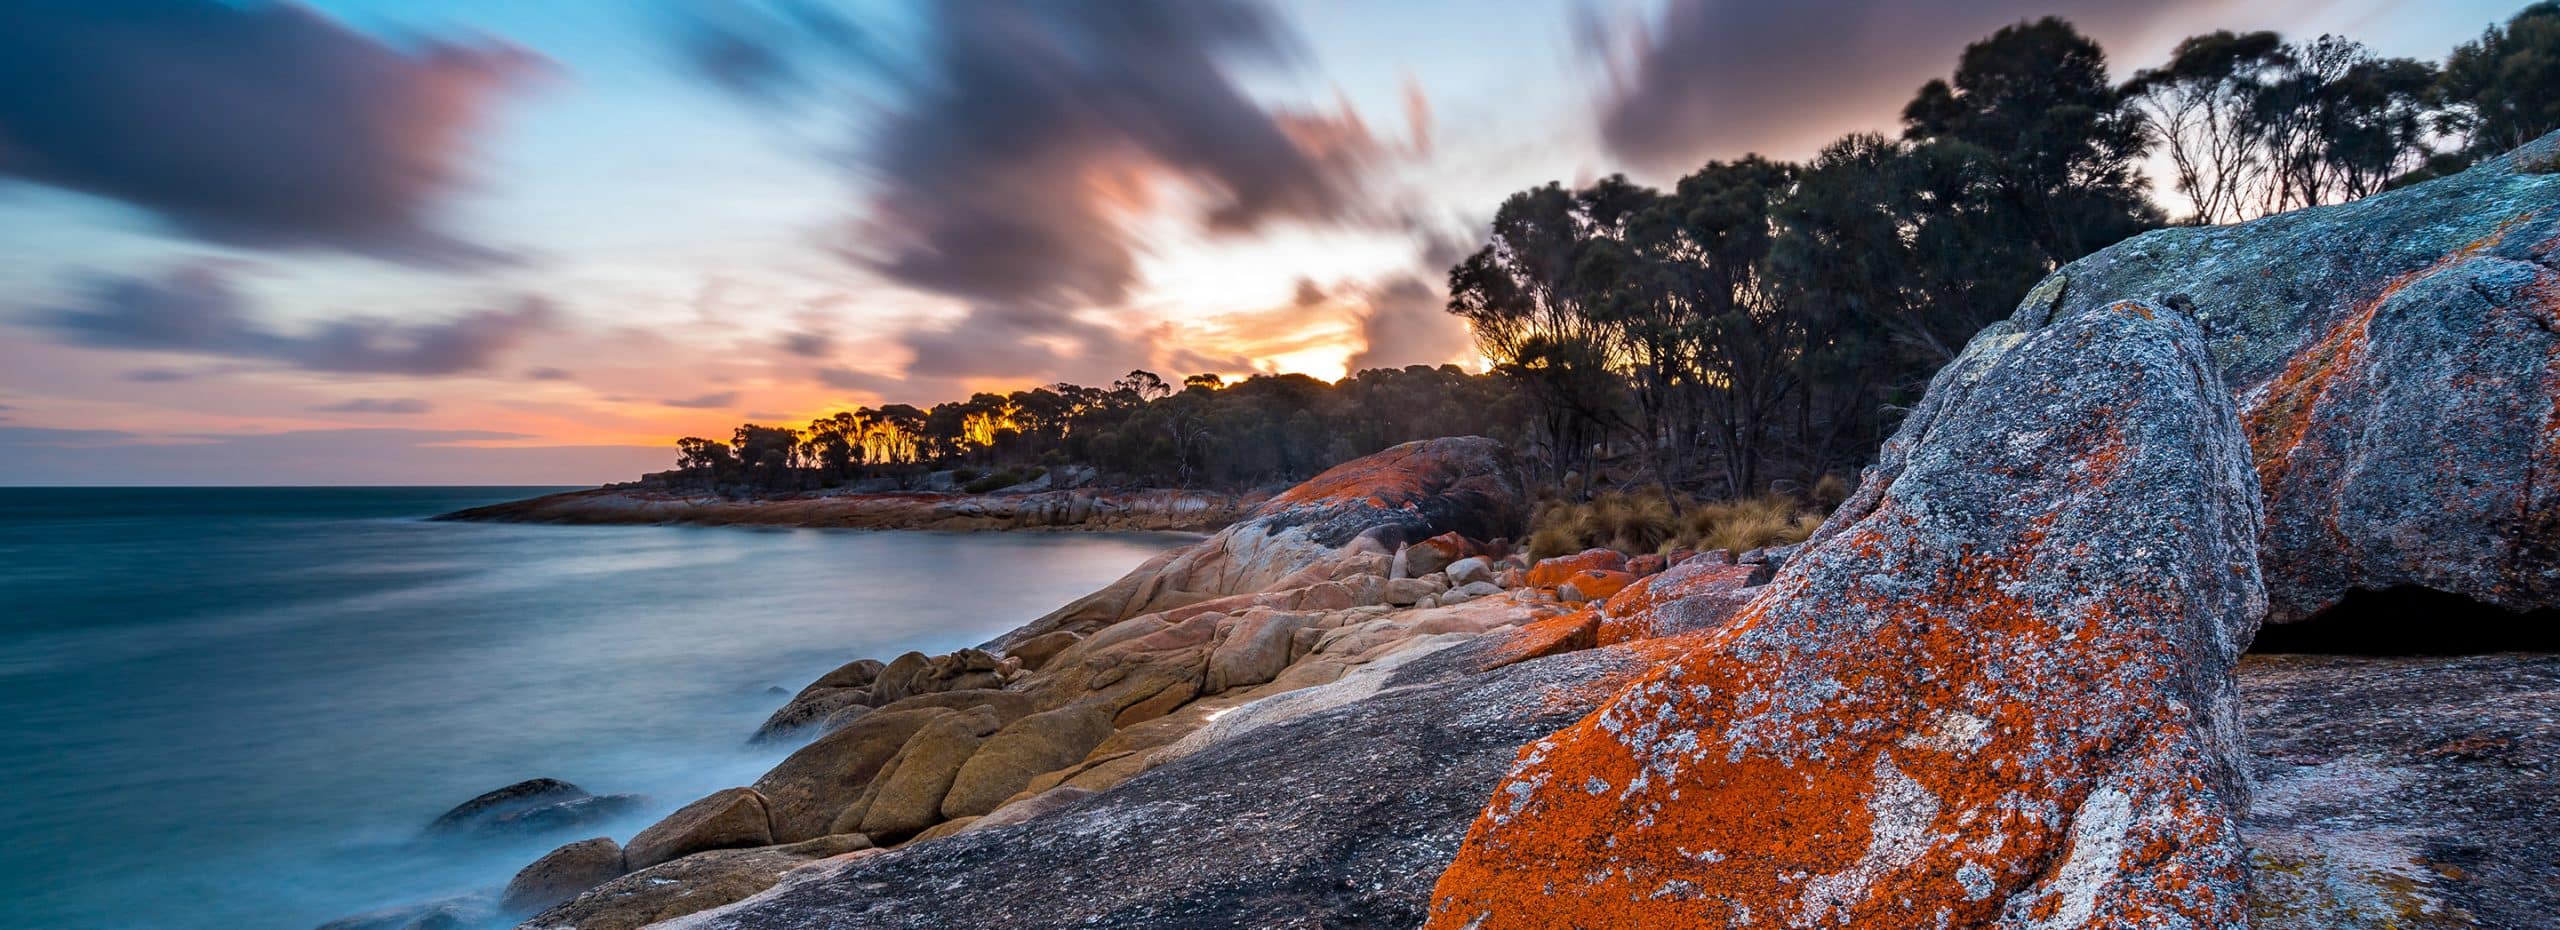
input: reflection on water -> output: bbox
[0,488,1185,930]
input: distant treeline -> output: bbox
[667,7,2558,500]
[664,366,1525,493]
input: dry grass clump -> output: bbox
[1523,476,1853,560]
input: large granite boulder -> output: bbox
[501,837,626,914]
[1427,302,2267,927]
[623,788,774,871]
[1992,129,2560,622]
[991,436,1527,651]
[652,644,1656,930]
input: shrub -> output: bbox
[962,469,1024,493]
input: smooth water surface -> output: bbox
[0,488,1187,930]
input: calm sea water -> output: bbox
[0,488,1187,930]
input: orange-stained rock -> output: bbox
[992,437,1527,649]
[1554,569,1634,604]
[1624,553,1666,577]
[1593,559,1758,647]
[1427,301,2266,930]
[1524,549,1626,589]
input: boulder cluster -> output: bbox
[348,133,2560,930]
[497,436,1737,928]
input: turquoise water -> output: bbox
[0,488,1185,930]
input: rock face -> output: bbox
[651,645,1658,930]
[1428,303,2267,927]
[2239,652,2560,930]
[2000,130,2560,622]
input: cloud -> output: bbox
[678,0,1393,387]
[313,397,434,415]
[0,427,666,485]
[662,391,739,409]
[779,329,833,358]
[1585,0,2237,172]
[0,0,541,266]
[524,366,574,381]
[1346,276,1474,373]
[29,263,556,375]
[120,367,200,383]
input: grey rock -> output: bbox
[1989,129,2560,622]
[1443,556,1494,587]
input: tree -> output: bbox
[2125,31,2288,224]
[2441,3,2560,157]
[1902,17,2156,263]
[1448,182,1623,492]
[675,436,736,478]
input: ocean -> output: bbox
[0,487,1188,930]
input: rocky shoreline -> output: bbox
[337,132,2560,930]
[434,485,1263,533]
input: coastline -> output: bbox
[433,486,1266,533]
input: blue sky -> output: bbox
[0,0,2524,483]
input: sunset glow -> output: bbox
[0,0,2518,483]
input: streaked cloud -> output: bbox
[312,397,434,415]
[27,263,556,376]
[0,0,543,266]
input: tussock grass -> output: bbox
[1523,476,1853,560]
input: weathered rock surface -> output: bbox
[623,788,773,871]
[655,645,1657,930]
[993,436,1526,651]
[2240,652,2560,930]
[1428,303,2267,927]
[2004,130,2560,621]
[518,834,870,930]
[501,837,626,914]
[939,701,1114,818]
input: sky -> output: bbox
[0,0,2524,484]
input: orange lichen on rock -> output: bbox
[1592,560,1758,647]
[1426,303,2265,930]
[1556,569,1635,603]
[1525,549,1627,588]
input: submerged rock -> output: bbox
[427,778,588,834]
[1428,302,2266,928]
